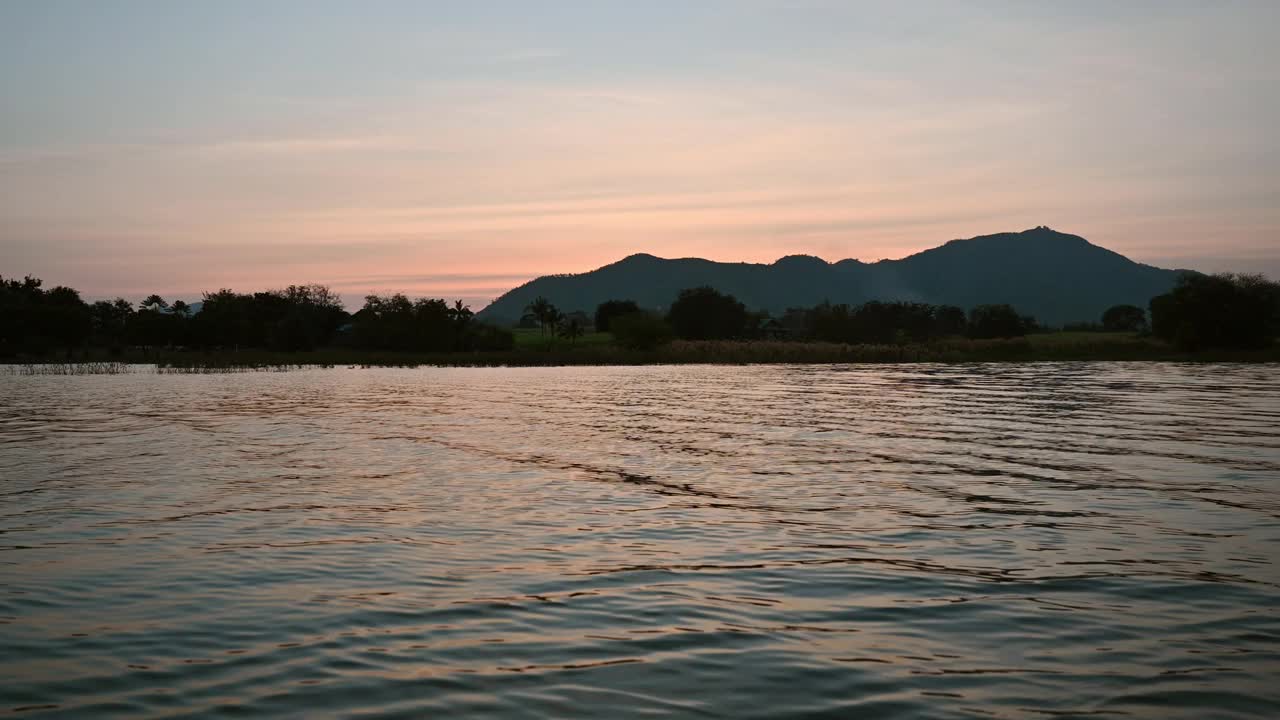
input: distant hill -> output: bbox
[476,227,1188,326]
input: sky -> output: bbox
[2,1,1277,308]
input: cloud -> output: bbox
[328,272,535,287]
[0,134,415,167]
[182,135,414,158]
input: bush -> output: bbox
[611,312,674,350]
[1101,304,1146,332]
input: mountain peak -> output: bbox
[597,252,664,272]
[773,254,829,268]
[1019,225,1089,242]
[935,226,1092,253]
[618,252,662,264]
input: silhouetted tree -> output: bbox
[128,300,171,352]
[192,289,250,349]
[1,276,46,355]
[801,300,966,344]
[0,276,93,356]
[667,286,749,340]
[524,296,559,336]
[353,293,424,350]
[449,300,473,326]
[185,285,345,351]
[44,286,92,356]
[1150,273,1279,350]
[165,300,192,347]
[558,316,584,344]
[90,299,132,352]
[967,304,1030,339]
[850,301,938,343]
[806,301,851,343]
[350,293,511,352]
[449,300,474,349]
[273,284,346,351]
[1101,304,1146,332]
[0,275,526,357]
[934,305,967,337]
[595,299,640,333]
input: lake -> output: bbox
[2,363,1278,718]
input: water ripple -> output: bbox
[2,363,1279,718]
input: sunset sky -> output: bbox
[2,1,1277,308]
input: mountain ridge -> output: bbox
[477,227,1189,326]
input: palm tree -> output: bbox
[559,317,583,345]
[170,300,191,318]
[448,299,473,349]
[111,298,134,323]
[449,299,473,326]
[524,296,558,336]
[542,306,563,336]
[140,294,168,312]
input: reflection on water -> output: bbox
[2,363,1279,718]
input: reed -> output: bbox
[3,332,1276,371]
[5,362,135,375]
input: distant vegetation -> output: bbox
[0,276,513,359]
[593,300,641,333]
[1100,304,1148,333]
[1150,273,1280,350]
[3,268,1276,367]
[610,311,674,351]
[582,288,1039,346]
[667,287,751,340]
[350,294,512,352]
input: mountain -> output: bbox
[476,227,1188,327]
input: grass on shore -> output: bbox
[4,332,1278,372]
[513,328,614,350]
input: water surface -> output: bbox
[2,363,1279,718]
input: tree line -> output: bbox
[533,272,1278,351]
[0,275,513,357]
[1149,273,1279,350]
[522,287,1046,350]
[4,270,1274,359]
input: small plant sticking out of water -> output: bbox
[156,363,325,374]
[9,362,134,375]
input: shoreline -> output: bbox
[4,335,1279,370]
